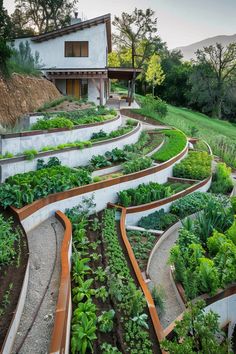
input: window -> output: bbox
[65,41,89,57]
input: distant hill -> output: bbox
[176,34,236,60]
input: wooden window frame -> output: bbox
[64,41,89,57]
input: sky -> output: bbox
[4,0,236,48]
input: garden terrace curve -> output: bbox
[0,122,141,182]
[9,141,189,227]
[0,114,121,156]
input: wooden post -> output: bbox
[99,78,103,106]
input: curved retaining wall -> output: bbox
[0,115,122,156]
[125,176,212,225]
[11,144,189,232]
[49,211,72,354]
[114,206,165,346]
[0,123,141,182]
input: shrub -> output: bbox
[142,94,167,118]
[211,162,233,195]
[31,116,74,130]
[91,130,107,140]
[122,156,152,174]
[173,151,212,180]
[152,130,187,162]
[138,209,178,230]
[36,157,61,170]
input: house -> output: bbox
[12,14,141,105]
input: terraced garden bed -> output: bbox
[66,205,160,353]
[0,209,28,349]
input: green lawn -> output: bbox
[134,103,236,168]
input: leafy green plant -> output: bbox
[173,151,212,180]
[0,215,19,268]
[31,116,74,130]
[36,157,61,170]
[90,154,111,169]
[122,156,152,174]
[131,313,149,329]
[71,314,97,354]
[0,166,92,208]
[138,209,178,230]
[95,286,109,302]
[151,285,165,316]
[23,149,38,160]
[97,309,115,333]
[211,162,233,195]
[100,343,121,354]
[94,267,107,283]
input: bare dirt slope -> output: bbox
[0,74,61,126]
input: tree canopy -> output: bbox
[0,0,12,75]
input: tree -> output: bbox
[161,300,231,354]
[194,43,236,118]
[0,0,12,75]
[146,53,165,96]
[10,8,36,37]
[113,8,159,101]
[108,52,120,67]
[14,0,78,34]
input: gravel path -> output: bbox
[148,229,183,329]
[12,216,64,354]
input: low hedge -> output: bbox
[152,130,187,162]
[173,151,212,180]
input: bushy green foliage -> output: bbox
[138,209,178,230]
[36,157,61,170]
[122,156,152,174]
[118,182,174,207]
[231,196,236,213]
[152,130,187,162]
[173,151,212,180]
[0,166,92,208]
[211,162,233,195]
[0,215,19,268]
[170,192,230,218]
[161,300,230,353]
[170,197,235,299]
[142,95,167,118]
[0,152,14,159]
[31,116,74,130]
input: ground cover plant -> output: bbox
[210,162,234,195]
[173,151,212,180]
[169,197,235,300]
[127,230,156,270]
[66,200,155,353]
[138,209,179,231]
[134,101,236,168]
[151,130,187,162]
[0,166,92,208]
[118,181,191,207]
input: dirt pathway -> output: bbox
[148,229,183,329]
[12,216,64,354]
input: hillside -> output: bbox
[0,74,61,126]
[176,34,236,60]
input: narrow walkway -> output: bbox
[148,229,183,329]
[12,216,64,354]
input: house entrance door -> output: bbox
[66,79,80,97]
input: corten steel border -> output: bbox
[124,176,211,214]
[0,114,120,139]
[10,142,189,221]
[49,211,72,354]
[0,120,139,166]
[108,205,165,351]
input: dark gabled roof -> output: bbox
[31,14,112,52]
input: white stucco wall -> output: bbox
[205,294,236,338]
[13,23,108,69]
[0,115,122,156]
[0,123,141,182]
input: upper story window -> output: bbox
[65,41,89,57]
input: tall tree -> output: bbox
[0,0,12,75]
[112,8,159,101]
[146,53,165,96]
[194,43,236,118]
[14,0,78,34]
